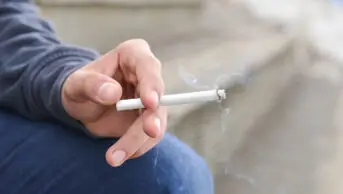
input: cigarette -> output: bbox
[116,89,227,111]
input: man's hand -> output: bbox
[61,39,167,167]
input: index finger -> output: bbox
[105,116,149,167]
[136,54,164,110]
[118,39,164,110]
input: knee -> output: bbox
[148,133,214,194]
[0,110,214,194]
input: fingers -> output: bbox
[64,70,122,105]
[106,107,167,167]
[142,106,167,139]
[86,49,119,76]
[142,109,161,138]
[116,39,164,140]
[105,117,149,167]
[130,138,160,159]
[136,56,164,110]
[117,39,165,110]
[133,107,167,157]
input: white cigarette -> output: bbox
[116,89,226,111]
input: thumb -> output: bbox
[64,70,123,105]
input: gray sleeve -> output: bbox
[0,1,100,133]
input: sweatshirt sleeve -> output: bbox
[0,1,100,132]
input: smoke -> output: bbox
[177,64,212,90]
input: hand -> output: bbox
[61,39,167,167]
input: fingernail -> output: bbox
[112,150,126,167]
[154,117,161,132]
[98,83,117,103]
[151,92,159,106]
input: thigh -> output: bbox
[0,111,213,194]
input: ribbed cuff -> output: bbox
[38,46,100,137]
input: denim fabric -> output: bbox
[0,110,214,194]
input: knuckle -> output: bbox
[159,80,165,91]
[153,57,162,69]
[133,38,149,46]
[119,39,149,51]
[127,38,148,45]
[136,51,161,69]
[140,73,163,88]
[88,128,110,138]
[148,55,162,69]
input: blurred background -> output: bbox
[36,0,343,193]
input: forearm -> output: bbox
[0,1,99,130]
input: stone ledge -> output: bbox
[39,3,204,53]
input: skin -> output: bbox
[61,39,167,167]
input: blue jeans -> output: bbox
[0,110,213,194]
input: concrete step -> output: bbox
[159,33,303,174]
